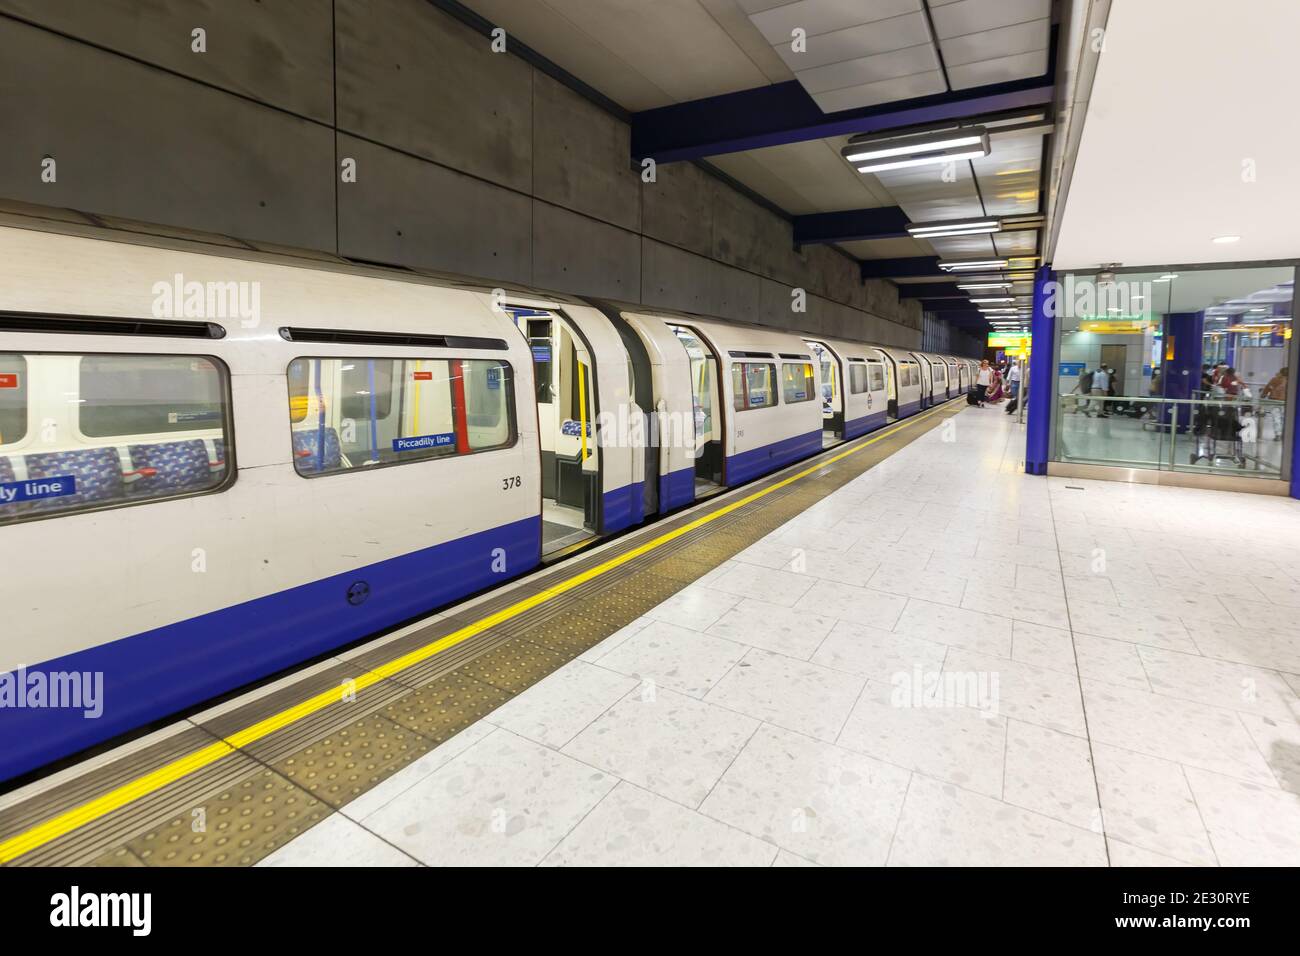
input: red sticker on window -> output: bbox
[0,373,18,389]
[412,371,433,381]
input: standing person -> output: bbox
[1007,361,1023,402]
[1262,367,1288,440]
[1090,364,1111,417]
[975,359,992,407]
[1074,366,1095,414]
[1220,367,1243,398]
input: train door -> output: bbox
[524,312,600,554]
[668,324,723,498]
[884,354,899,420]
[914,354,932,409]
[804,339,842,447]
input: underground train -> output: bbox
[0,219,976,781]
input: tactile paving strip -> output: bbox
[124,767,330,867]
[272,714,431,807]
[1,402,962,866]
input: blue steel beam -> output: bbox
[860,257,941,280]
[792,207,909,245]
[631,76,1054,163]
[899,283,972,299]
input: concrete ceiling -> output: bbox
[458,0,1059,327]
[742,0,1050,111]
[1052,0,1300,270]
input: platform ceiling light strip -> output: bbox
[907,218,1002,239]
[0,403,960,864]
[842,127,990,175]
[957,280,1012,290]
[940,259,1010,272]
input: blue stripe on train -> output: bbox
[602,481,644,534]
[724,429,823,485]
[0,516,542,783]
[658,467,695,514]
[897,399,922,418]
[844,410,888,439]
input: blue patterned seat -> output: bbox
[24,448,125,512]
[0,456,12,485]
[291,427,342,473]
[127,440,216,496]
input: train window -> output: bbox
[0,351,233,526]
[868,363,885,391]
[79,354,226,437]
[848,362,868,395]
[731,362,776,411]
[781,363,815,404]
[0,354,27,446]
[286,357,515,477]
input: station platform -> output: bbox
[3,401,1299,867]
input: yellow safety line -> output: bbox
[0,401,955,864]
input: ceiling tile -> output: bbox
[749,0,922,46]
[947,49,1049,89]
[938,18,1048,66]
[771,11,931,71]
[929,0,1050,39]
[811,68,946,112]
[795,43,940,93]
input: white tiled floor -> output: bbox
[262,406,1300,866]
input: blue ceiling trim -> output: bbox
[898,283,971,299]
[860,256,941,280]
[631,76,1054,163]
[793,206,910,245]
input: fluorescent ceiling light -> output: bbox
[843,127,990,174]
[970,297,1015,304]
[1212,235,1241,244]
[939,258,1010,272]
[855,151,986,174]
[907,218,1002,239]
[957,280,1011,290]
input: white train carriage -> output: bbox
[0,224,544,781]
[944,355,964,398]
[802,337,890,441]
[878,347,924,420]
[923,352,951,404]
[641,317,824,487]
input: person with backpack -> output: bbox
[1074,366,1095,414]
[1090,365,1111,417]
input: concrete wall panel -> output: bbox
[0,0,335,123]
[0,18,335,250]
[532,200,640,301]
[641,162,714,259]
[335,0,533,193]
[641,240,713,316]
[533,73,640,233]
[337,135,532,286]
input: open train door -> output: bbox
[804,339,844,448]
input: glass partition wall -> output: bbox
[1051,265,1296,481]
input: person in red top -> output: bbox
[1220,367,1242,397]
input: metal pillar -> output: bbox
[1024,265,1055,475]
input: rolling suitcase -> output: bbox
[966,387,980,406]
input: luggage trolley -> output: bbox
[1190,400,1246,468]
